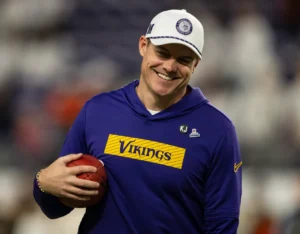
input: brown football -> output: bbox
[59,154,108,208]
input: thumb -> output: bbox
[61,153,83,164]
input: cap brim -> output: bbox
[149,37,202,59]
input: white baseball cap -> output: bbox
[145,9,204,59]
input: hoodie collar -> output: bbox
[122,80,208,120]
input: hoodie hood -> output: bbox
[122,80,208,121]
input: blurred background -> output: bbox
[0,0,299,233]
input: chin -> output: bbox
[151,80,184,97]
[151,85,174,97]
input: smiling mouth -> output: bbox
[154,71,178,81]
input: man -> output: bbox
[33,9,242,234]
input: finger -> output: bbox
[62,193,91,201]
[69,165,97,175]
[71,177,100,189]
[66,186,99,197]
[61,153,83,164]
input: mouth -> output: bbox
[154,70,178,81]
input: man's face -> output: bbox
[139,36,199,97]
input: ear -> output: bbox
[192,59,200,73]
[139,36,148,57]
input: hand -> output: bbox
[38,153,100,201]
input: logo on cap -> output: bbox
[146,24,155,35]
[176,18,193,35]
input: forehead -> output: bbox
[153,43,197,58]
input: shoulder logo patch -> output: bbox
[234,162,242,173]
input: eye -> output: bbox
[178,58,192,65]
[157,51,169,58]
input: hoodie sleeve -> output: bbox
[204,124,242,233]
[33,104,89,219]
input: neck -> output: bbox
[136,79,188,111]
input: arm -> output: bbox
[33,104,98,219]
[33,175,73,219]
[204,124,242,233]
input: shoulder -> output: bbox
[195,101,236,135]
[84,85,127,110]
[205,102,234,126]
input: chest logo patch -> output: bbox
[104,134,186,169]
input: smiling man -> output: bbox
[137,40,198,110]
[137,10,203,112]
[33,9,242,234]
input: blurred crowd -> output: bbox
[0,0,299,233]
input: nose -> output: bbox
[163,58,178,73]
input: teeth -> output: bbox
[157,72,173,81]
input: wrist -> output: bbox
[36,169,47,193]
